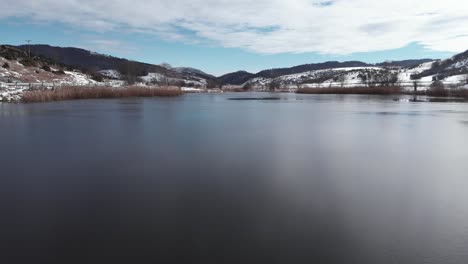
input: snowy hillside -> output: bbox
[0,57,98,85]
[412,50,468,80]
[16,45,219,88]
[0,45,102,102]
[242,61,467,91]
[0,57,101,102]
[138,72,208,87]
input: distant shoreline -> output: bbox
[2,86,468,103]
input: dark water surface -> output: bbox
[1,93,468,263]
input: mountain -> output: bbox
[375,59,433,68]
[17,44,219,87]
[218,60,436,85]
[174,67,215,80]
[17,44,171,76]
[217,71,255,85]
[253,61,371,80]
[10,43,468,89]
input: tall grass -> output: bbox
[22,86,183,103]
[296,86,402,95]
[297,86,468,98]
[413,88,468,98]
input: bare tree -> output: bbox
[150,77,159,85]
[413,80,419,92]
[337,74,346,88]
[295,82,303,90]
[430,80,445,90]
[243,82,252,91]
[160,76,169,87]
[268,80,281,91]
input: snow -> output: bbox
[405,61,435,74]
[139,72,208,87]
[242,61,466,91]
[0,87,27,102]
[181,87,205,93]
[448,58,468,69]
[0,56,104,102]
[139,72,165,83]
[98,69,121,79]
[63,71,97,85]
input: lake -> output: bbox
[1,93,468,263]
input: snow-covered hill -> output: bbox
[242,61,467,91]
[0,45,101,101]
[412,50,468,81]
[16,45,219,88]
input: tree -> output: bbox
[119,61,147,85]
[337,74,346,88]
[370,70,399,87]
[90,71,104,82]
[268,80,281,91]
[358,73,368,87]
[429,80,447,96]
[41,65,51,72]
[413,80,419,92]
[243,82,252,91]
[149,77,159,85]
[160,76,169,87]
[430,80,445,90]
[206,79,220,89]
[174,80,185,88]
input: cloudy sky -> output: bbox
[1,0,467,75]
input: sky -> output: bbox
[1,0,467,76]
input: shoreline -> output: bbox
[2,85,468,103]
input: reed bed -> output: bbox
[22,86,183,103]
[413,88,468,98]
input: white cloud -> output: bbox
[2,0,468,54]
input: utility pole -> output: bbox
[25,40,32,58]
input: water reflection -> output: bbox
[1,94,468,263]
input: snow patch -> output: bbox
[98,69,121,79]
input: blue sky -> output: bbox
[1,0,466,76]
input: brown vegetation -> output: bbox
[296,86,402,95]
[22,86,183,103]
[297,85,468,99]
[414,88,468,98]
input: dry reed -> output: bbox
[22,86,183,103]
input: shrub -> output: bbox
[41,65,51,72]
[52,69,66,75]
[90,72,104,82]
[430,80,445,90]
[2,62,9,69]
[20,58,38,67]
[268,81,281,91]
[3,54,14,61]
